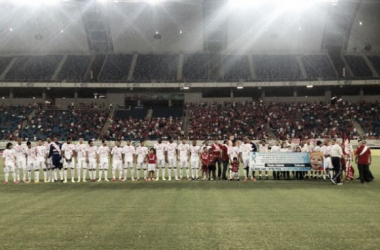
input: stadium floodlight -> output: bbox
[307,85,313,88]
[228,0,339,10]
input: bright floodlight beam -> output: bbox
[4,0,61,4]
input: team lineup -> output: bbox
[2,136,372,185]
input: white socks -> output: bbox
[118,169,122,179]
[143,170,147,179]
[83,169,87,180]
[112,169,116,179]
[77,168,81,181]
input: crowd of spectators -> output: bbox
[344,55,373,78]
[186,102,267,140]
[302,55,337,80]
[182,54,210,82]
[354,102,380,138]
[0,105,34,140]
[223,55,252,82]
[99,54,133,82]
[5,56,62,82]
[253,55,302,81]
[18,108,109,141]
[57,55,92,82]
[133,54,178,82]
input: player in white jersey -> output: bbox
[123,139,135,181]
[25,141,37,183]
[312,140,323,179]
[239,137,254,182]
[2,142,17,185]
[44,137,53,182]
[165,138,178,181]
[270,140,282,180]
[97,140,110,182]
[154,138,167,181]
[61,137,76,183]
[228,140,240,180]
[322,140,334,179]
[111,140,123,182]
[75,138,88,182]
[190,140,201,180]
[258,140,269,180]
[35,139,47,183]
[14,138,28,183]
[86,140,98,182]
[135,140,149,181]
[301,139,311,179]
[178,138,190,180]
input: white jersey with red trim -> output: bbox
[136,146,148,162]
[123,145,135,161]
[76,143,88,159]
[36,146,47,158]
[3,149,16,165]
[62,143,75,159]
[111,146,123,162]
[14,143,27,161]
[26,147,37,162]
[178,143,190,159]
[190,145,201,160]
[165,143,177,159]
[97,145,110,159]
[154,143,166,160]
[87,146,98,160]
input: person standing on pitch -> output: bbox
[154,138,166,181]
[14,138,27,183]
[178,138,190,180]
[123,139,135,181]
[271,140,281,180]
[135,140,149,181]
[86,140,98,182]
[211,139,223,180]
[330,139,343,186]
[190,140,201,180]
[75,138,88,182]
[35,140,47,183]
[49,137,63,182]
[221,140,229,180]
[3,142,17,185]
[111,140,124,182]
[239,137,255,182]
[97,140,110,182]
[61,137,76,183]
[228,140,239,180]
[355,140,372,184]
[258,140,269,180]
[44,137,53,182]
[25,141,37,183]
[165,137,178,181]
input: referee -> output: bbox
[330,139,343,186]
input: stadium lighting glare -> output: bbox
[183,86,190,90]
[228,0,339,10]
[359,21,363,26]
[9,28,13,32]
[2,0,61,5]
[237,86,244,89]
[307,85,313,88]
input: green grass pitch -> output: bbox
[0,158,379,250]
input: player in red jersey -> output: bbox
[208,148,216,181]
[231,157,239,181]
[146,148,157,181]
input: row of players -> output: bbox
[2,136,354,184]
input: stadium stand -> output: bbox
[133,54,178,82]
[367,56,380,76]
[182,54,210,82]
[252,55,302,81]
[0,106,33,140]
[301,55,337,80]
[355,102,380,138]
[99,54,133,82]
[57,55,92,82]
[18,108,109,141]
[223,55,252,81]
[5,56,62,82]
[0,57,12,77]
[152,108,183,118]
[344,55,373,78]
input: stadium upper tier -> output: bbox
[2,53,380,83]
[2,102,380,141]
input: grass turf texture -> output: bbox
[0,159,379,250]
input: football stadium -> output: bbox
[1,0,380,249]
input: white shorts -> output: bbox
[124,160,134,169]
[191,159,199,169]
[157,159,165,168]
[46,157,53,168]
[99,158,109,170]
[77,158,87,169]
[4,164,15,173]
[27,161,36,171]
[36,157,46,170]
[112,161,123,171]
[179,158,189,168]
[17,159,27,169]
[148,164,156,172]
[167,158,177,168]
[88,160,97,170]
[242,158,250,169]
[64,159,75,169]
[324,157,333,170]
[136,161,147,170]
